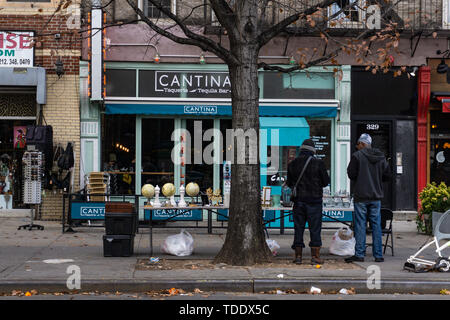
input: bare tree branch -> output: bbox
[126,0,239,65]
[257,0,339,48]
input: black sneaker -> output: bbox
[345,255,364,263]
[374,257,384,263]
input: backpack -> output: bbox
[58,142,74,170]
[25,125,53,171]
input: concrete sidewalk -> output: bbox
[0,217,449,295]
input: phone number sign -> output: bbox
[0,31,34,67]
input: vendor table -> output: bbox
[145,205,353,256]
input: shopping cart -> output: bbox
[404,209,450,273]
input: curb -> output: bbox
[253,279,450,294]
[1,278,449,295]
[0,279,254,294]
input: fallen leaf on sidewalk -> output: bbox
[194,288,203,294]
[11,290,22,296]
[440,289,450,295]
[168,288,180,295]
[347,288,356,294]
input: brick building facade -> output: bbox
[0,1,81,220]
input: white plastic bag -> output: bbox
[329,226,355,256]
[161,229,194,256]
[266,239,280,256]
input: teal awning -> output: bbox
[105,102,338,117]
[260,117,310,147]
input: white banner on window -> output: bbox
[0,31,34,67]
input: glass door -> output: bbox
[141,118,175,189]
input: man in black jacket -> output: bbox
[287,139,330,265]
[345,133,390,263]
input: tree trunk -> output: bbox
[213,44,273,265]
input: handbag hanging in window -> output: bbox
[290,156,312,201]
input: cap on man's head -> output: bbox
[358,133,372,145]
[300,139,316,153]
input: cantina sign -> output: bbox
[155,71,231,95]
[0,31,34,67]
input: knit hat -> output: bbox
[358,133,372,145]
[300,139,316,153]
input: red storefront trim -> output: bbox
[417,66,431,206]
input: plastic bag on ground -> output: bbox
[161,229,194,256]
[266,239,280,256]
[329,226,355,256]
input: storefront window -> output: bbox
[105,69,137,97]
[262,72,335,99]
[102,115,136,195]
[266,146,299,186]
[185,119,214,191]
[351,69,417,116]
[141,118,174,189]
[0,120,35,209]
[430,110,450,185]
[308,119,332,172]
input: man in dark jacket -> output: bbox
[287,139,330,265]
[345,133,390,263]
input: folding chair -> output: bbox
[366,208,394,256]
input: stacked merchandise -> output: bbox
[102,202,137,257]
[22,151,44,204]
[86,172,110,201]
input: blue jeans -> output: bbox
[353,201,383,259]
[291,201,323,249]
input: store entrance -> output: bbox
[430,110,450,186]
[352,120,394,209]
[0,120,35,209]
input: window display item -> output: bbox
[22,151,44,204]
[14,126,27,149]
[162,183,176,206]
[186,182,200,205]
[19,151,45,231]
[141,184,155,204]
[25,125,53,171]
[281,183,292,207]
[206,187,222,206]
[86,172,110,201]
[162,183,175,197]
[271,194,281,207]
[178,185,187,207]
[186,182,200,197]
[262,186,271,207]
[153,185,161,208]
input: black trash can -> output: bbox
[105,212,137,235]
[103,235,135,257]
